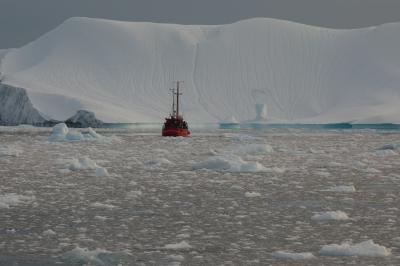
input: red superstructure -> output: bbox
[162,81,190,137]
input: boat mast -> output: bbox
[170,88,176,116]
[175,81,183,118]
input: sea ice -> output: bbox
[68,157,98,171]
[163,241,192,250]
[325,185,356,192]
[311,211,350,221]
[89,202,117,209]
[233,143,274,155]
[0,145,22,157]
[320,240,391,257]
[48,123,102,142]
[43,229,56,236]
[245,192,261,198]
[62,246,130,265]
[192,155,266,172]
[95,167,109,177]
[0,193,36,209]
[144,158,173,166]
[377,143,400,150]
[126,190,143,199]
[64,157,110,177]
[272,251,315,260]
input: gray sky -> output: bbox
[1,0,400,49]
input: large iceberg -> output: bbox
[1,17,400,123]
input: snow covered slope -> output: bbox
[1,17,400,123]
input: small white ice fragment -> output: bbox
[43,229,56,236]
[325,185,356,192]
[320,240,391,257]
[272,251,315,260]
[245,192,261,198]
[311,211,349,221]
[163,241,192,250]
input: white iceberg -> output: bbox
[48,123,102,142]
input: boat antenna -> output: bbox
[175,81,183,118]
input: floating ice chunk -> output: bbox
[43,229,56,236]
[62,246,130,265]
[0,145,22,157]
[377,143,400,150]
[272,251,315,260]
[311,211,349,221]
[69,157,98,171]
[163,241,192,250]
[126,190,142,199]
[0,193,36,209]
[95,167,109,177]
[245,192,261,198]
[325,185,356,192]
[371,149,398,156]
[94,215,108,221]
[65,157,109,177]
[363,168,381,174]
[192,155,266,172]
[392,237,400,247]
[145,158,173,166]
[234,143,273,154]
[90,202,117,209]
[320,240,391,257]
[166,254,185,261]
[48,123,102,142]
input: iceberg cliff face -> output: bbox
[1,17,400,123]
[0,84,45,125]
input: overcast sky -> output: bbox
[1,0,400,49]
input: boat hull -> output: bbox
[162,127,190,137]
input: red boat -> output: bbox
[162,81,190,137]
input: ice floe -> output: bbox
[90,202,117,209]
[144,158,173,167]
[48,123,102,142]
[233,143,273,155]
[320,240,391,257]
[245,192,262,198]
[126,190,143,199]
[192,155,266,172]
[62,246,130,265]
[392,237,400,247]
[43,229,56,236]
[0,193,36,209]
[272,251,315,260]
[377,143,400,150]
[325,185,356,192]
[311,211,350,221]
[94,167,109,177]
[0,145,22,157]
[61,157,109,177]
[163,241,192,250]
